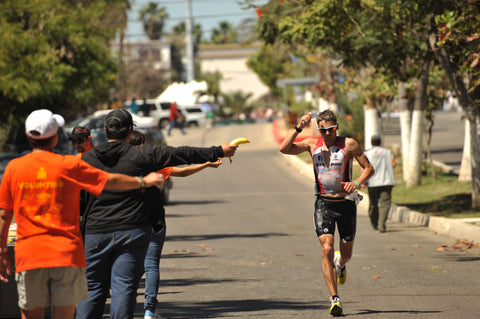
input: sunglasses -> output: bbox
[317,125,338,134]
[72,138,86,145]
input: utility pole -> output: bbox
[185,0,195,82]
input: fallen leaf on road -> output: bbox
[261,261,275,265]
[412,244,421,248]
[371,276,381,279]
[386,246,396,251]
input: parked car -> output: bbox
[124,100,172,129]
[0,153,21,182]
[10,124,71,155]
[179,104,207,127]
[75,109,157,133]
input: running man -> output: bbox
[279,109,374,316]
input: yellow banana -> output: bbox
[229,137,250,163]
[229,137,250,146]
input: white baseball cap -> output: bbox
[25,109,65,140]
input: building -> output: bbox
[198,43,270,102]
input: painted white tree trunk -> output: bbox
[406,110,424,187]
[397,81,411,180]
[458,118,471,182]
[399,110,411,179]
[364,105,381,150]
[468,116,480,208]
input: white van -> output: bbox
[125,100,207,128]
[125,99,172,128]
[179,104,207,127]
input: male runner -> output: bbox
[279,109,374,316]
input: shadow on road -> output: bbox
[166,232,289,242]
[135,298,323,318]
[352,309,441,316]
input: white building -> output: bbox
[198,43,270,101]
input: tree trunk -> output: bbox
[364,103,381,150]
[428,17,480,208]
[468,115,480,208]
[406,62,430,187]
[458,117,471,181]
[397,81,411,180]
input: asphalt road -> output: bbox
[382,111,464,174]
[107,121,480,319]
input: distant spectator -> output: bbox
[130,97,139,114]
[364,135,396,233]
[110,98,123,109]
[167,101,185,136]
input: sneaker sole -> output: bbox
[329,303,343,316]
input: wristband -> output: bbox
[294,126,302,133]
[352,181,359,186]
[137,176,145,188]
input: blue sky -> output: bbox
[126,0,265,43]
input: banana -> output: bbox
[229,137,250,146]
[228,137,250,163]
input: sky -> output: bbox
[126,0,265,43]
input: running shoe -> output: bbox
[329,296,343,316]
[334,251,347,285]
[145,310,163,319]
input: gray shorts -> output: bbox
[15,267,88,310]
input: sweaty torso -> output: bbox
[311,137,352,196]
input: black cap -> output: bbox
[371,134,381,145]
[105,109,134,129]
[69,126,91,140]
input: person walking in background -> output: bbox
[129,130,223,319]
[0,109,164,319]
[167,101,185,136]
[279,110,374,317]
[75,109,237,319]
[69,126,94,155]
[130,97,139,114]
[110,97,123,109]
[364,135,396,233]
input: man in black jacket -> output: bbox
[75,109,237,319]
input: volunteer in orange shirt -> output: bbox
[0,109,164,319]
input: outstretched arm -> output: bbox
[171,158,223,177]
[105,172,165,190]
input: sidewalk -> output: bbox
[272,117,480,243]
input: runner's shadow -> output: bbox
[166,232,289,242]
[351,309,441,316]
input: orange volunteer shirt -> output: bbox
[0,151,109,272]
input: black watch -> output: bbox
[294,126,302,133]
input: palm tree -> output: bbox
[211,21,238,44]
[139,2,168,40]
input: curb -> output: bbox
[273,119,480,243]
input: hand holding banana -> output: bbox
[228,137,250,163]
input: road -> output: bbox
[383,111,464,174]
[102,121,480,319]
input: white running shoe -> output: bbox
[329,296,343,316]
